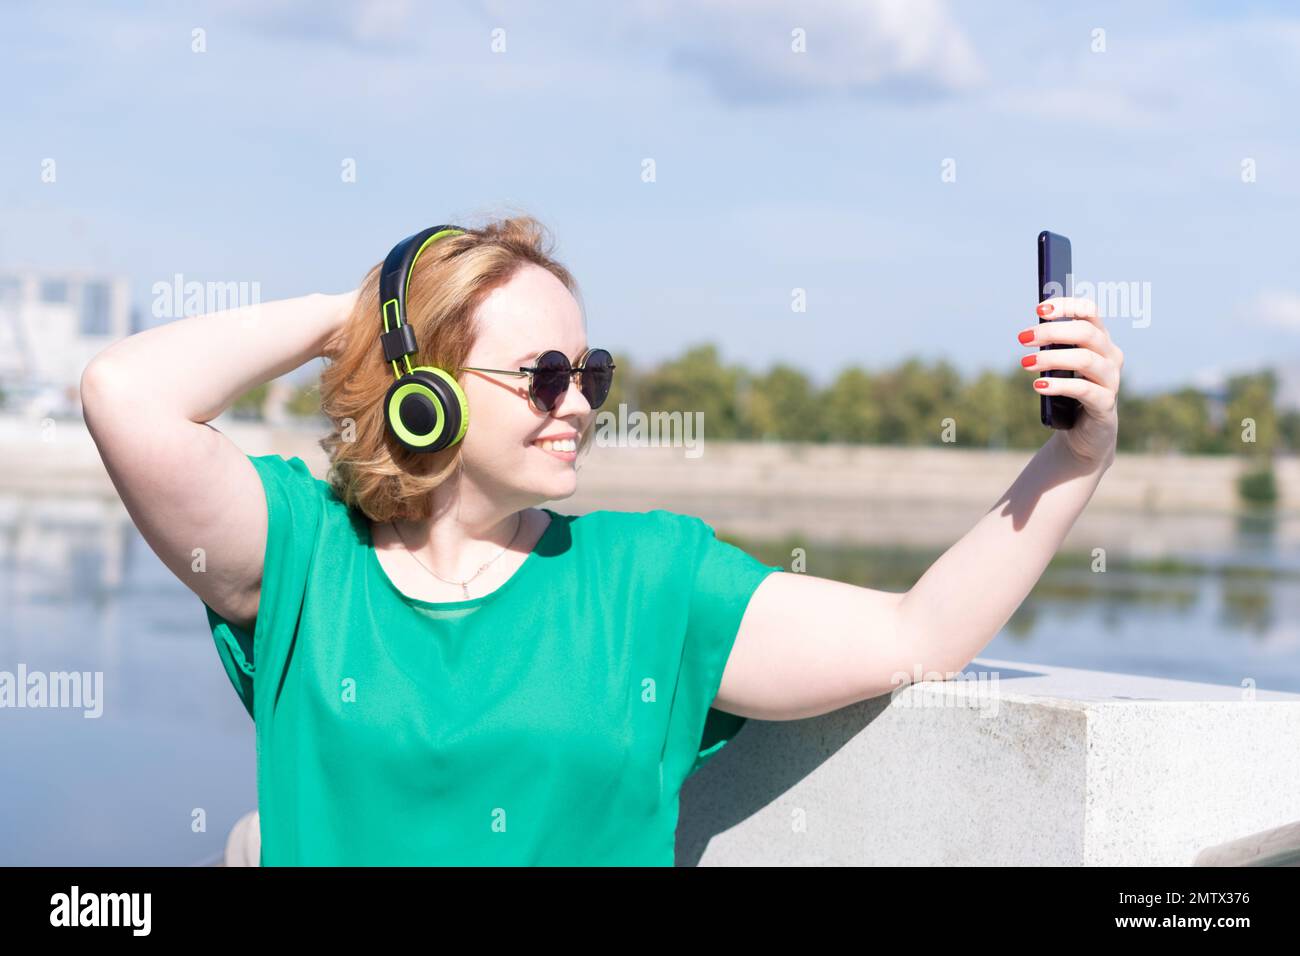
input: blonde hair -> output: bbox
[318,214,595,522]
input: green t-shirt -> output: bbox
[203,454,782,866]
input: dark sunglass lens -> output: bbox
[531,350,572,411]
[580,349,614,408]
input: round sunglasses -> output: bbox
[459,347,616,412]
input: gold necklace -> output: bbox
[390,511,525,599]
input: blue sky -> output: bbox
[3,0,1299,397]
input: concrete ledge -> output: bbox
[1194,820,1300,866]
[678,658,1300,866]
[218,659,1300,866]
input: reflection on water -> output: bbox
[2,497,1299,865]
[737,529,1300,694]
[0,497,255,867]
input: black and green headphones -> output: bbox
[378,225,471,453]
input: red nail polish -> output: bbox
[1021,354,1036,367]
[1037,302,1054,317]
[1034,379,1049,389]
[1018,329,1036,344]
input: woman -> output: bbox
[80,215,1122,866]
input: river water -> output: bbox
[2,502,1298,865]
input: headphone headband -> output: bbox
[378,224,466,378]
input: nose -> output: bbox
[548,367,592,418]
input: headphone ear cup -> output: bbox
[384,367,469,453]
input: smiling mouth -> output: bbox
[533,437,578,453]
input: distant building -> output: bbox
[1194,363,1300,425]
[1277,361,1300,413]
[0,271,131,418]
[1204,385,1228,432]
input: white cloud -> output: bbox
[627,0,985,103]
[1247,291,1300,331]
[992,86,1159,129]
[351,0,417,44]
[1190,366,1227,391]
[991,15,1300,132]
[224,0,420,50]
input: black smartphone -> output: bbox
[1037,230,1080,429]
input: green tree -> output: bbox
[638,343,745,440]
[745,363,823,441]
[1225,371,1277,456]
[231,382,269,420]
[1279,408,1300,454]
[821,367,880,443]
[600,352,637,417]
[287,382,324,419]
[547,340,1293,456]
[1123,387,1213,454]
[957,368,1031,449]
[872,357,963,446]
[1238,464,1277,507]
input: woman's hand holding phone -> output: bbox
[1017,295,1123,469]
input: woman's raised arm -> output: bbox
[80,289,357,631]
[714,295,1122,720]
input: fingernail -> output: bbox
[1037,302,1054,317]
[1021,354,1036,367]
[1018,329,1036,344]
[1034,379,1049,389]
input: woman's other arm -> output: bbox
[80,290,357,631]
